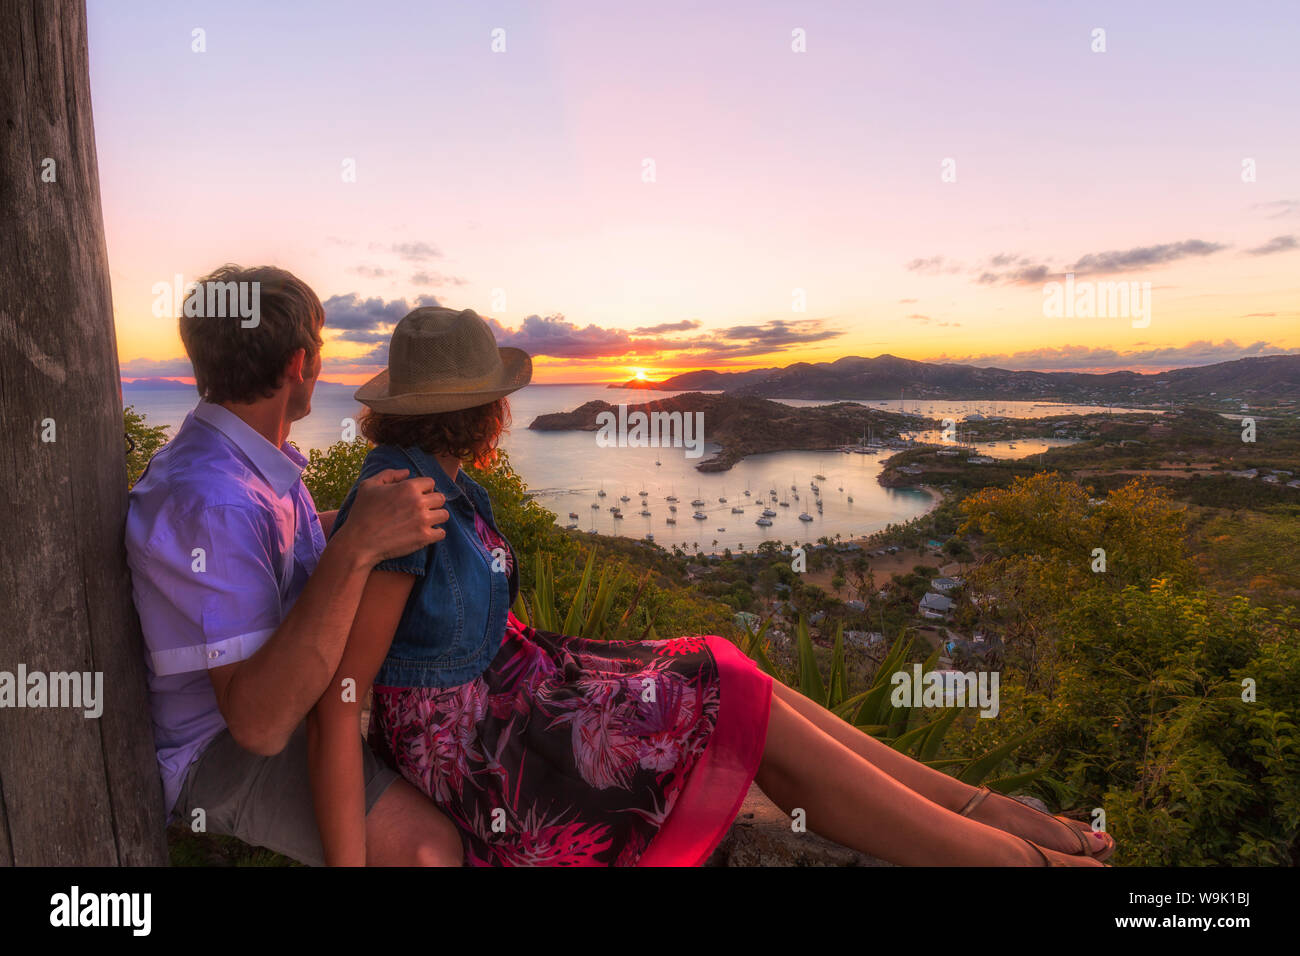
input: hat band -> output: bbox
[390,360,507,395]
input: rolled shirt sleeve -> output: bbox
[142,504,287,677]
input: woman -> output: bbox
[309,306,1115,867]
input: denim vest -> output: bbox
[333,443,518,689]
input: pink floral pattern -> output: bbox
[368,512,730,866]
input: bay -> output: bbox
[123,382,1123,554]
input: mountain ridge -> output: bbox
[606,354,1300,402]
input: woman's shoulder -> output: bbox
[359,443,417,478]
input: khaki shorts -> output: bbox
[173,722,399,867]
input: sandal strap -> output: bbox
[1019,836,1056,867]
[1053,815,1093,855]
[956,786,992,817]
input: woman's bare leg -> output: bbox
[769,681,1107,856]
[754,690,1101,866]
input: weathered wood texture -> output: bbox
[0,0,168,864]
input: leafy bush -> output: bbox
[124,405,170,488]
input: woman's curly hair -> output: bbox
[359,398,511,469]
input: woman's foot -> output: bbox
[1017,836,1107,867]
[959,787,1115,861]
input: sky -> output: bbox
[88,0,1300,385]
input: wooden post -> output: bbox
[0,0,168,864]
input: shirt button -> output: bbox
[208,650,220,660]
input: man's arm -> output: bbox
[209,469,446,756]
[318,510,338,537]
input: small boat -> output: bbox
[691,498,706,507]
[639,490,648,497]
[838,486,843,491]
[564,522,577,530]
[762,508,776,517]
[608,506,620,513]
[717,527,726,532]
[568,512,579,519]
[669,504,677,512]
[755,517,773,527]
[639,509,650,516]
[597,488,606,497]
[798,513,814,522]
[666,516,677,525]
[814,472,827,481]
[655,459,661,466]
[779,501,790,508]
[613,512,624,520]
[718,496,727,503]
[666,494,678,502]
[620,494,630,502]
[847,495,854,502]
[768,488,777,496]
[692,511,708,520]
[731,506,744,514]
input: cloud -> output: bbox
[904,256,962,275]
[976,263,1052,285]
[632,319,702,334]
[386,241,441,261]
[1253,199,1298,219]
[1067,239,1226,275]
[490,313,636,359]
[716,318,841,347]
[350,265,390,278]
[322,308,845,373]
[322,293,441,332]
[410,270,469,287]
[968,240,1232,286]
[1245,235,1298,256]
[922,339,1297,372]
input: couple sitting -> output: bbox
[125,264,1113,867]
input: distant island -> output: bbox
[606,354,1300,407]
[535,392,940,472]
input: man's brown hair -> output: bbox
[360,399,511,470]
[179,264,325,404]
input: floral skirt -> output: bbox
[369,614,772,866]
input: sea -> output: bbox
[123,381,1141,554]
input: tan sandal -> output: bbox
[1019,836,1066,867]
[959,786,1115,862]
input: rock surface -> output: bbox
[707,784,893,867]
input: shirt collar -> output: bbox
[402,444,474,503]
[193,401,305,497]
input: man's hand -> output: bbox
[208,469,448,756]
[334,469,449,565]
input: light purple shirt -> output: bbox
[125,401,325,814]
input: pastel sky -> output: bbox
[89,0,1300,385]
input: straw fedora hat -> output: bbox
[354,307,532,414]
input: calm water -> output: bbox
[123,382,1118,553]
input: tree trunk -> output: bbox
[0,0,168,865]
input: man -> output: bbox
[126,264,462,865]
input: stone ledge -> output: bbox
[707,784,893,867]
